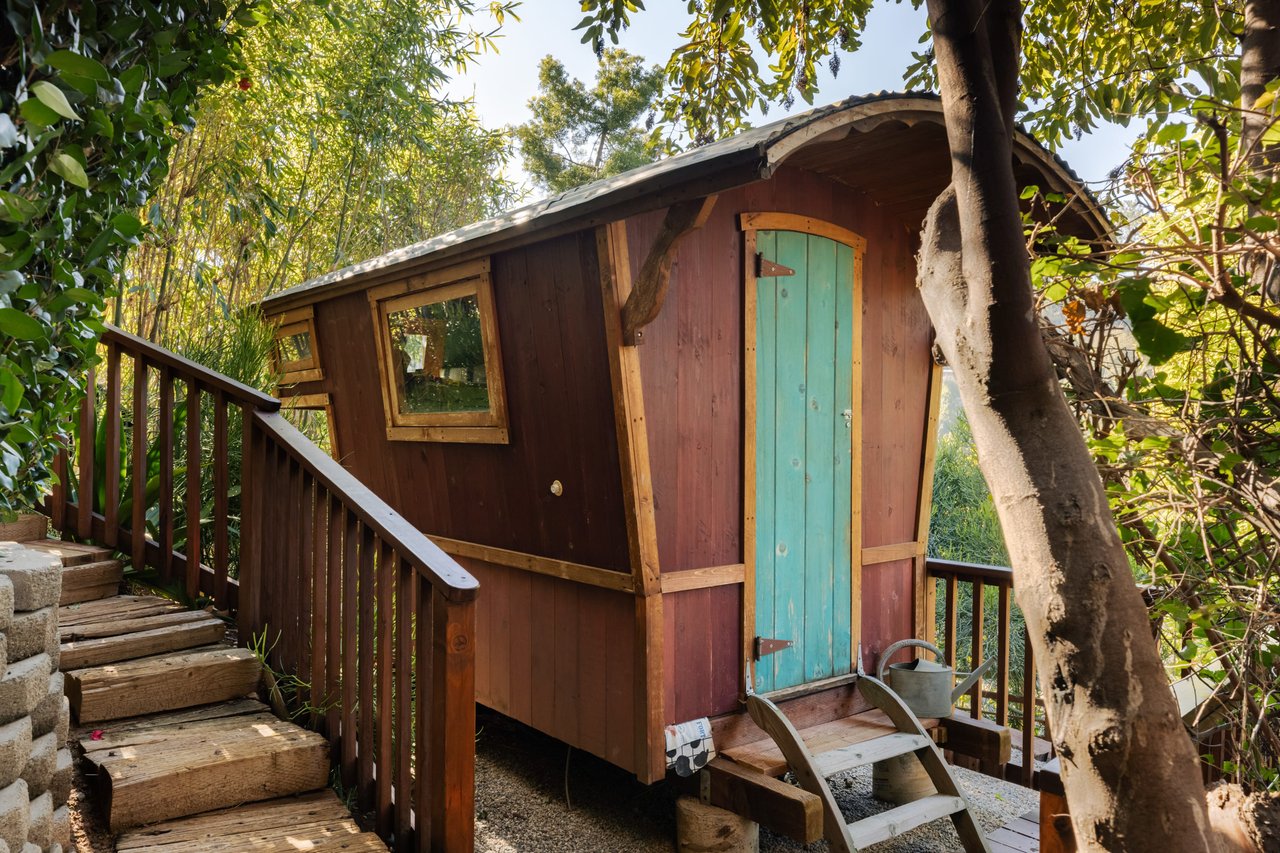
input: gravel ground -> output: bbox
[474,707,1037,852]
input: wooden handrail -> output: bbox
[926,558,1013,585]
[101,324,282,411]
[50,328,479,851]
[252,411,478,600]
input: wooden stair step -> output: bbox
[61,609,213,642]
[80,702,331,831]
[116,790,387,851]
[60,595,183,627]
[846,794,966,848]
[60,559,125,605]
[76,697,268,737]
[723,709,939,777]
[68,648,262,723]
[21,539,113,566]
[61,615,226,670]
[814,732,932,776]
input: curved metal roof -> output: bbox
[264,91,1107,311]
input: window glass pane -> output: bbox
[387,293,489,414]
[278,330,312,364]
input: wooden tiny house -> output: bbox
[261,93,1105,784]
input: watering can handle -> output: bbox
[875,639,948,682]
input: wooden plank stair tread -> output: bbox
[61,609,213,642]
[724,709,938,777]
[75,698,268,738]
[846,794,966,848]
[61,615,226,669]
[80,701,331,831]
[116,790,387,851]
[814,732,932,777]
[21,539,113,566]
[68,647,262,723]
[59,595,183,627]
[60,559,126,605]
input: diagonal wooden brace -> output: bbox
[621,194,718,345]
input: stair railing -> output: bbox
[926,558,1044,788]
[48,324,478,852]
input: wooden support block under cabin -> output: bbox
[116,790,387,851]
[939,711,1012,766]
[59,560,124,605]
[79,704,331,831]
[676,795,759,852]
[67,647,262,723]
[694,758,823,845]
[60,616,226,670]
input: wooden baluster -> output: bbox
[131,357,148,571]
[50,440,68,534]
[995,585,1011,727]
[295,471,314,685]
[357,529,377,809]
[415,574,433,852]
[309,485,327,726]
[395,554,414,842]
[376,539,394,837]
[428,586,476,853]
[326,495,343,743]
[213,393,229,609]
[237,408,259,636]
[279,457,300,671]
[341,512,360,787]
[103,345,122,547]
[943,575,958,669]
[185,380,202,599]
[969,579,985,720]
[158,367,174,583]
[77,362,96,538]
[1021,624,1035,787]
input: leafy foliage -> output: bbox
[0,1,261,513]
[514,49,662,192]
[928,411,1009,567]
[117,0,520,344]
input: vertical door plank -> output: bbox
[832,241,855,677]
[753,230,778,692]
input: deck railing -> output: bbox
[927,558,1045,787]
[48,324,479,852]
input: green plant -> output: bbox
[0,1,265,513]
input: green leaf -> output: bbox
[110,212,142,237]
[45,50,110,83]
[0,370,22,414]
[48,152,89,188]
[29,81,81,121]
[0,309,45,341]
[1244,215,1278,232]
[1131,319,1194,365]
[0,191,40,223]
[17,98,61,128]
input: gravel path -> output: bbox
[474,708,1037,852]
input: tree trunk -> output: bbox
[1242,0,1280,167]
[916,0,1220,848]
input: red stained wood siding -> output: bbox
[629,166,932,723]
[311,231,630,571]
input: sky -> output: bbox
[446,3,1142,193]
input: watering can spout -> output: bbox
[951,655,997,704]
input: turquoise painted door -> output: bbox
[754,230,855,693]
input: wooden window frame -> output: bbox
[272,306,324,384]
[281,393,342,459]
[367,257,509,444]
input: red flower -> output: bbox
[91,730,104,741]
[238,77,252,91]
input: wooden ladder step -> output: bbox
[846,794,967,848]
[815,732,932,777]
[60,559,125,605]
[116,790,388,851]
[79,700,331,831]
[61,615,226,670]
[21,539,113,566]
[68,648,262,723]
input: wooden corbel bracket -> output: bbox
[620,194,718,345]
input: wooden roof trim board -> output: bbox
[261,92,1109,315]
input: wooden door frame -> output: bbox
[739,212,867,696]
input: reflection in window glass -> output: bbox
[387,293,489,414]
[278,331,312,364]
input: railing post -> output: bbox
[185,379,202,599]
[238,408,260,638]
[103,345,122,548]
[427,585,475,853]
[969,579,985,719]
[131,356,148,571]
[77,362,96,539]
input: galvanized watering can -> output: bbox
[876,639,996,719]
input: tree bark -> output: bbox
[917,0,1220,848]
[1241,0,1280,168]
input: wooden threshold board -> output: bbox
[722,708,940,778]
